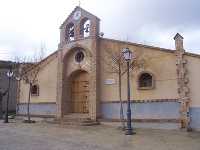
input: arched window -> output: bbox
[31,84,39,96]
[65,23,75,41]
[75,51,84,63]
[138,73,154,89]
[80,18,90,38]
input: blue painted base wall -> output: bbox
[17,103,56,116]
[17,102,200,130]
[101,101,180,119]
[190,107,200,130]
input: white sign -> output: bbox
[104,79,115,85]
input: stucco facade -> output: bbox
[18,6,200,130]
[99,39,179,101]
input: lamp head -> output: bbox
[122,47,132,61]
[6,70,13,78]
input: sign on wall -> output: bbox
[104,79,115,85]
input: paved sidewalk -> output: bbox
[0,120,200,150]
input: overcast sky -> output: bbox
[0,0,200,60]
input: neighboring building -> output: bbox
[0,61,17,113]
[18,7,200,130]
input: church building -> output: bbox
[17,7,200,130]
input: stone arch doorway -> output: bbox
[59,46,97,120]
[70,70,89,113]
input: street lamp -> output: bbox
[122,47,134,135]
[4,66,13,123]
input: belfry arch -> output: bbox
[65,22,75,41]
[80,17,91,38]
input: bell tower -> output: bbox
[59,6,100,47]
[56,7,101,121]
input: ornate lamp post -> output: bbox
[122,47,134,135]
[4,65,13,123]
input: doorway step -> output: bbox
[60,113,99,126]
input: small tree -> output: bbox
[102,46,146,129]
[15,48,45,123]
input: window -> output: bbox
[75,51,84,63]
[31,84,39,96]
[138,73,154,89]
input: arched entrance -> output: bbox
[59,46,98,120]
[70,70,89,113]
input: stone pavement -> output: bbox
[0,120,200,150]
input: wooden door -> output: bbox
[71,71,89,113]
